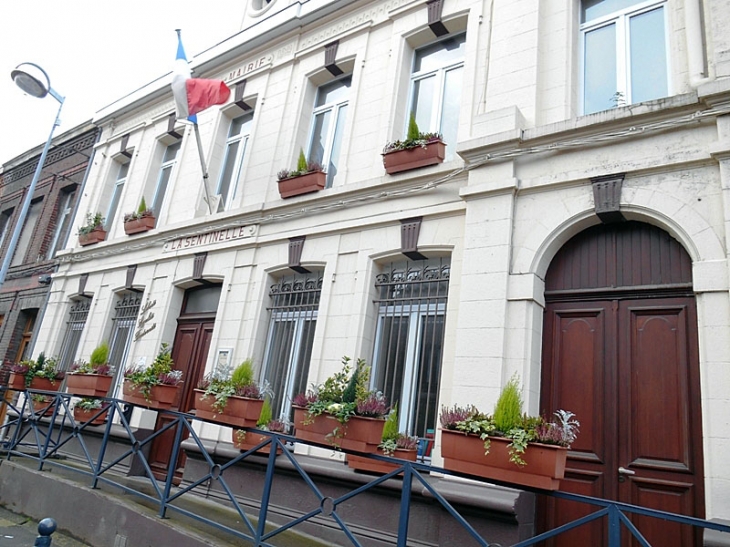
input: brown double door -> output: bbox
[539,223,704,546]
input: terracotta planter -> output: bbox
[73,405,109,426]
[65,374,113,397]
[382,140,446,174]
[124,215,156,235]
[122,380,178,410]
[293,407,385,452]
[193,389,263,428]
[7,373,26,390]
[277,171,326,199]
[30,396,55,417]
[440,429,568,490]
[29,377,62,392]
[348,448,417,474]
[232,429,282,455]
[78,228,107,246]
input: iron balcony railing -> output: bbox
[0,386,727,547]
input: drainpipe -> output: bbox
[685,0,712,87]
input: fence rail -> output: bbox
[1,387,728,547]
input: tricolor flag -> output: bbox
[171,30,231,122]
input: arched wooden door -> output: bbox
[539,222,705,546]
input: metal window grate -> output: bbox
[373,259,450,438]
[57,299,92,371]
[108,294,141,394]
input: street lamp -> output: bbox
[0,63,65,288]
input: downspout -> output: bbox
[685,0,712,87]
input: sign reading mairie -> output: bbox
[164,225,257,252]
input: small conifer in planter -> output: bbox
[124,196,156,234]
[382,114,445,174]
[194,359,266,427]
[66,341,114,397]
[276,149,326,198]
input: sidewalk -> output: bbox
[0,506,90,547]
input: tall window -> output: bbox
[371,258,450,438]
[217,113,253,211]
[10,200,42,267]
[47,188,77,259]
[307,77,350,188]
[261,272,322,421]
[15,310,38,362]
[151,141,181,217]
[0,208,12,252]
[57,299,92,371]
[108,294,141,396]
[582,0,669,114]
[409,34,465,160]
[105,162,129,230]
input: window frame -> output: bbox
[151,140,182,217]
[216,112,254,211]
[105,161,130,230]
[47,188,77,259]
[580,0,670,114]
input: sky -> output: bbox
[0,1,246,165]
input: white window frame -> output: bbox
[580,0,670,114]
[151,140,181,217]
[216,113,253,211]
[47,189,76,259]
[105,161,129,230]
[306,76,351,188]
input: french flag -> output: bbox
[172,30,231,122]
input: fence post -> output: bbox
[34,517,56,546]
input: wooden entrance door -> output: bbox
[148,319,214,480]
[539,222,704,546]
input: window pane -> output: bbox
[630,7,667,104]
[106,181,124,229]
[0,210,12,251]
[326,104,348,187]
[373,316,410,416]
[584,23,617,114]
[582,0,644,22]
[414,34,466,73]
[183,286,222,314]
[163,141,181,162]
[217,140,241,206]
[411,76,436,133]
[315,77,351,107]
[440,66,463,158]
[308,110,332,165]
[265,320,296,419]
[413,314,444,437]
[11,201,41,266]
[152,166,173,215]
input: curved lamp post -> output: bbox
[0,63,65,288]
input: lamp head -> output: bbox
[11,62,51,98]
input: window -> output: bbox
[581,0,669,114]
[57,299,92,371]
[307,77,350,188]
[10,200,42,267]
[371,258,450,438]
[15,310,38,363]
[47,188,77,259]
[0,208,12,252]
[151,141,181,217]
[216,113,253,211]
[409,34,465,160]
[108,294,141,396]
[261,272,322,421]
[105,162,129,230]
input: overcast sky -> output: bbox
[1,1,246,165]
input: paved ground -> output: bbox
[0,506,90,547]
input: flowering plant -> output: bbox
[277,149,324,181]
[440,375,579,467]
[197,358,268,414]
[75,397,104,411]
[11,353,64,387]
[78,212,105,235]
[123,343,181,401]
[383,114,442,155]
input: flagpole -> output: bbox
[192,122,216,214]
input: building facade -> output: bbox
[29,0,730,542]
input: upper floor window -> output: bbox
[0,208,13,253]
[10,199,42,267]
[308,76,350,188]
[105,162,129,230]
[410,34,465,160]
[47,188,77,259]
[151,140,181,217]
[581,0,669,114]
[216,113,253,211]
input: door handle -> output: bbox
[618,466,635,476]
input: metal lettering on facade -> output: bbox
[134,298,157,341]
[163,225,257,253]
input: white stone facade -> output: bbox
[32,0,730,522]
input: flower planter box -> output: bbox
[193,389,263,428]
[65,374,113,397]
[29,377,62,392]
[122,380,178,410]
[73,406,109,426]
[232,429,282,455]
[277,171,326,199]
[440,429,568,490]
[347,448,417,474]
[292,407,385,452]
[30,396,55,417]
[78,228,107,246]
[7,373,26,390]
[382,140,446,175]
[124,216,156,235]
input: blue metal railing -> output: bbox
[1,386,728,546]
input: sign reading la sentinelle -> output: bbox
[163,225,257,253]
